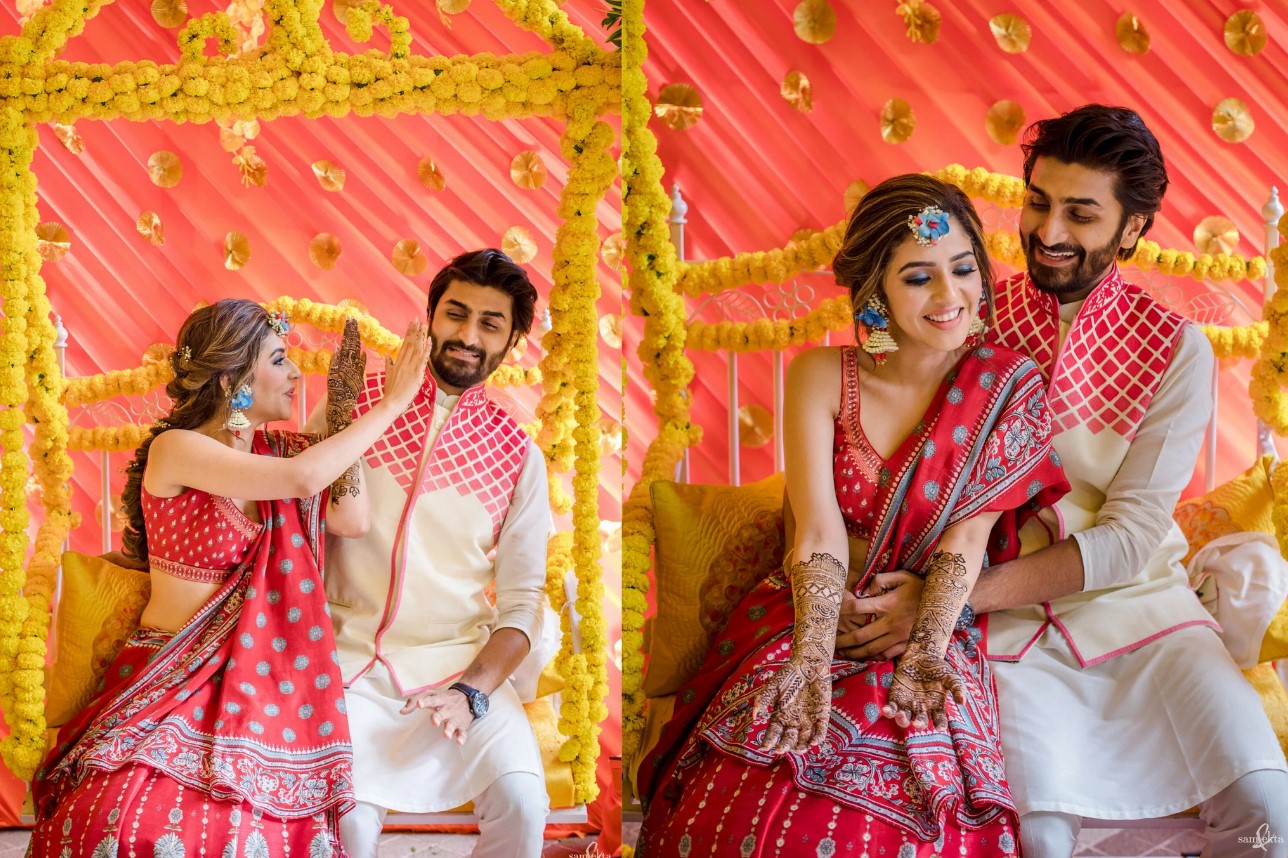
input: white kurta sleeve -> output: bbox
[1072,325,1214,591]
[492,440,551,645]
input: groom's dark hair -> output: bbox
[426,248,538,337]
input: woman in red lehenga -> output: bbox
[638,176,1070,858]
[30,299,429,858]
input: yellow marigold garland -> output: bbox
[620,0,701,768]
[1251,216,1288,434]
[1202,322,1266,360]
[0,0,616,793]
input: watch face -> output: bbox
[472,693,489,718]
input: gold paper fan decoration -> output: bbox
[310,233,342,270]
[990,13,1031,53]
[1212,98,1254,143]
[985,100,1026,146]
[598,314,623,349]
[1194,216,1239,256]
[1224,10,1267,57]
[502,226,538,264]
[738,405,773,448]
[50,122,83,154]
[418,157,447,191]
[844,179,870,212]
[136,211,164,246]
[219,128,245,153]
[1115,12,1150,54]
[337,297,369,315]
[601,232,624,269]
[94,494,129,533]
[510,151,548,190]
[506,337,528,364]
[880,98,916,144]
[793,0,836,44]
[312,160,346,192]
[16,0,44,26]
[35,222,70,262]
[152,0,187,28]
[392,239,428,276]
[654,83,703,131]
[234,146,267,187]
[224,232,250,270]
[438,0,470,13]
[896,0,940,44]
[781,70,813,113]
[148,151,183,188]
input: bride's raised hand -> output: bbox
[382,319,430,409]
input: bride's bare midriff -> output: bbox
[138,573,221,633]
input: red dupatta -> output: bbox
[36,430,354,821]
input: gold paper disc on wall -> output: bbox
[337,297,369,315]
[781,70,813,113]
[136,212,164,246]
[1115,12,1150,54]
[1225,10,1267,57]
[312,160,346,192]
[332,0,357,23]
[392,239,428,276]
[234,146,267,187]
[654,83,703,131]
[1194,216,1239,256]
[310,233,343,270]
[599,314,623,349]
[844,179,870,211]
[439,0,470,12]
[601,232,624,270]
[35,222,70,262]
[50,122,83,154]
[880,98,915,144]
[896,0,940,44]
[224,232,250,270]
[985,99,1026,145]
[148,151,183,188]
[1212,98,1255,143]
[793,0,837,44]
[738,404,774,448]
[510,151,548,190]
[502,226,538,264]
[990,13,1032,53]
[600,418,624,457]
[151,0,187,28]
[418,157,447,191]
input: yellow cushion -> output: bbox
[1174,455,1276,564]
[646,473,786,698]
[47,552,151,728]
[626,694,675,803]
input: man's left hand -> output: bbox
[401,687,474,745]
[835,571,923,661]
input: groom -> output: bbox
[837,105,1288,857]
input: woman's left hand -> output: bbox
[883,649,965,731]
[751,655,832,755]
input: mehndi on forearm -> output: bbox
[326,319,366,505]
[907,550,969,656]
[789,552,847,670]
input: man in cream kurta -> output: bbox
[313,250,552,858]
[838,106,1287,858]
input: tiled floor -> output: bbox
[0,830,607,858]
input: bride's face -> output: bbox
[879,223,984,355]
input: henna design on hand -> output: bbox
[884,550,970,730]
[753,551,845,755]
[327,318,367,505]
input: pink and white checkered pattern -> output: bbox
[354,373,528,541]
[991,267,1187,441]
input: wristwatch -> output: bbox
[955,602,976,631]
[449,682,490,720]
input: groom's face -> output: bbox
[1019,158,1146,303]
[427,280,517,394]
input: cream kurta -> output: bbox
[990,292,1286,816]
[325,377,549,811]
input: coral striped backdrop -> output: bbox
[0,0,622,828]
[626,0,1288,494]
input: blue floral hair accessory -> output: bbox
[907,205,950,246]
[856,305,885,326]
[267,310,290,338]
